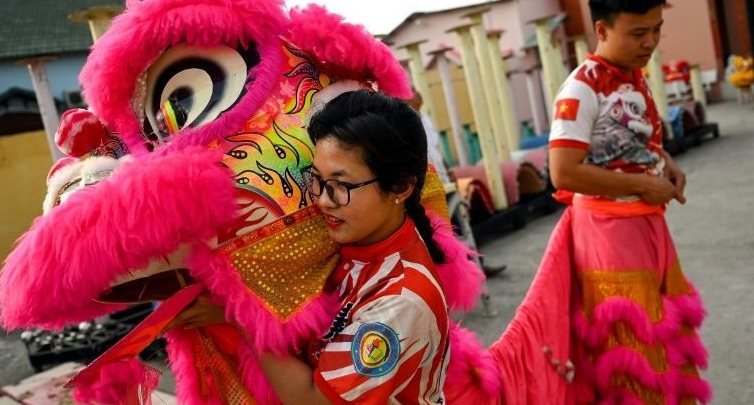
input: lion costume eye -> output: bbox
[142,43,260,142]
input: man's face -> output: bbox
[595,6,664,71]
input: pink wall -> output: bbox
[386,0,562,136]
[575,0,719,72]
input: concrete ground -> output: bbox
[2,99,753,403]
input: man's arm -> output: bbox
[549,146,682,205]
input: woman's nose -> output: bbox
[315,189,338,208]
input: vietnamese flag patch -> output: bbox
[555,98,580,121]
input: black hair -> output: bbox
[589,0,666,26]
[307,89,445,264]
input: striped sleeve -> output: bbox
[313,269,446,404]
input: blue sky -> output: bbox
[283,0,484,35]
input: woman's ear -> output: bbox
[392,179,416,204]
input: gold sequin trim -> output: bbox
[222,208,338,321]
[578,270,664,323]
[194,331,257,405]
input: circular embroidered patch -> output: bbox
[351,322,400,377]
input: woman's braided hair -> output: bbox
[307,89,445,263]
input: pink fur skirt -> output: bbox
[568,205,712,404]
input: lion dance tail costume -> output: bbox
[0,1,709,404]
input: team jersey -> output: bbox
[309,219,450,405]
[549,54,665,179]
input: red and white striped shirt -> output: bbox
[309,219,449,405]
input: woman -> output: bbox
[177,90,450,405]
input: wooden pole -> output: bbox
[447,24,508,210]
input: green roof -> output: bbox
[0,0,123,61]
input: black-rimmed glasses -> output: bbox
[302,168,378,206]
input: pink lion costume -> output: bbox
[0,1,591,404]
[0,0,500,404]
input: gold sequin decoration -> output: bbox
[610,373,665,405]
[578,270,664,323]
[662,259,693,297]
[578,267,706,404]
[579,270,670,372]
[606,322,668,372]
[224,208,338,321]
[193,331,258,405]
[421,170,450,220]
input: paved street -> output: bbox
[2,100,753,403]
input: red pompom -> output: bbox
[55,108,110,158]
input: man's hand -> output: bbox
[663,152,687,204]
[637,175,679,205]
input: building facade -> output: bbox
[383,0,752,165]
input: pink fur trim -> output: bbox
[444,322,503,403]
[165,330,226,405]
[80,0,287,152]
[237,345,282,405]
[592,348,712,404]
[572,294,706,348]
[287,4,412,99]
[0,147,237,329]
[72,358,160,405]
[428,212,485,312]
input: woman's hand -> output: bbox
[168,295,228,330]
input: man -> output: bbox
[547,0,711,403]
[407,87,451,184]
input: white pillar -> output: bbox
[24,58,64,161]
[486,29,519,153]
[465,11,510,163]
[573,35,589,65]
[402,41,437,122]
[532,15,560,109]
[429,47,470,167]
[69,5,123,42]
[551,38,567,87]
[448,24,508,210]
[690,64,708,107]
[524,68,546,136]
[647,48,673,139]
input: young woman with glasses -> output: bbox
[172,90,450,405]
[257,89,449,405]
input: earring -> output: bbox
[394,198,400,205]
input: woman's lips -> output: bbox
[324,214,344,228]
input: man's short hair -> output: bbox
[589,0,666,26]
